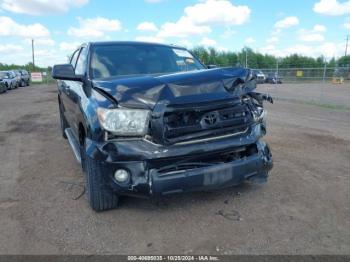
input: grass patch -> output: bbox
[30,79,56,85]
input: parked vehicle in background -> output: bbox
[52,41,273,211]
[265,72,282,84]
[19,69,30,86]
[0,71,18,90]
[252,69,266,84]
[0,80,6,93]
[12,70,23,87]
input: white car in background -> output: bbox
[252,69,266,84]
[11,70,22,87]
[0,71,18,90]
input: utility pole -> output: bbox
[322,59,327,83]
[276,59,279,85]
[32,39,35,71]
[345,34,349,57]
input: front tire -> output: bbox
[85,153,119,212]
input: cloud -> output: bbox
[317,42,344,57]
[313,24,327,32]
[68,17,122,38]
[200,37,217,46]
[157,0,250,38]
[26,38,55,46]
[0,44,23,53]
[0,0,88,15]
[298,32,325,42]
[33,48,67,66]
[0,16,50,38]
[285,43,339,58]
[157,17,211,38]
[274,16,299,29]
[259,44,283,57]
[267,17,299,43]
[344,21,350,28]
[183,0,251,26]
[59,41,81,52]
[266,36,279,44]
[137,21,158,32]
[260,42,343,58]
[245,37,255,44]
[313,0,350,16]
[221,27,236,39]
[135,36,164,43]
[176,39,192,48]
[298,24,327,42]
[0,46,66,67]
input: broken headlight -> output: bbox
[253,107,267,123]
[97,108,150,136]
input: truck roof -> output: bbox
[87,41,186,50]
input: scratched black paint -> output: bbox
[54,42,273,198]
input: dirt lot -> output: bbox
[0,83,349,255]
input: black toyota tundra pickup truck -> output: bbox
[52,41,273,211]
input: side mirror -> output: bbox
[52,64,83,81]
[207,65,218,69]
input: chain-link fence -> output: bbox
[254,67,349,83]
[27,66,350,85]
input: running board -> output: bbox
[64,128,81,164]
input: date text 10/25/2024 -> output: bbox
[127,256,220,261]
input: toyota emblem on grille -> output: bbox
[201,111,219,127]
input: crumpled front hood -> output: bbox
[92,67,256,109]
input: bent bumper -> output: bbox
[85,124,272,197]
[151,144,272,195]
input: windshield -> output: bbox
[91,44,205,79]
[0,72,8,78]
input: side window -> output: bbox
[70,49,80,68]
[75,47,88,75]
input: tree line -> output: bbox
[0,62,50,72]
[1,47,350,71]
[191,47,349,69]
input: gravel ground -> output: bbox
[258,82,350,109]
[0,83,349,255]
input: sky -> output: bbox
[0,0,349,67]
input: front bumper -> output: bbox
[85,123,272,197]
[150,144,272,195]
